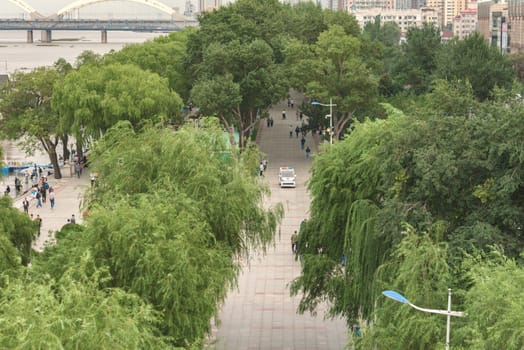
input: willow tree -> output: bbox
[0,262,170,349]
[291,96,524,325]
[361,226,451,349]
[52,63,182,155]
[458,250,524,349]
[0,196,37,268]
[0,67,66,178]
[32,120,282,345]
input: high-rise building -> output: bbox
[478,1,509,50]
[199,0,222,13]
[509,0,524,52]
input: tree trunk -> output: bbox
[39,137,62,179]
[61,135,69,162]
[76,140,83,161]
[49,149,62,179]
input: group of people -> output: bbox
[31,176,55,210]
[266,117,275,127]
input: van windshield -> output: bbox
[281,171,294,177]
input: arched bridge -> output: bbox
[5,0,190,20]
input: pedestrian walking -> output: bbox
[290,99,295,108]
[262,159,268,171]
[35,191,42,208]
[295,126,300,138]
[49,188,55,209]
[291,230,298,254]
[71,214,76,224]
[266,117,270,127]
[287,98,291,108]
[75,162,81,178]
[22,198,29,213]
[259,162,265,177]
[299,111,303,121]
[306,146,311,159]
[270,118,274,127]
[4,185,10,196]
[301,136,306,150]
[282,110,286,120]
[40,186,47,204]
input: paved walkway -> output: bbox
[211,94,348,349]
[10,164,90,251]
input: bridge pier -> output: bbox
[101,30,107,44]
[26,30,33,43]
[41,30,52,43]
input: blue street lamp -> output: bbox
[311,98,336,144]
[382,289,464,350]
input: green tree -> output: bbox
[458,250,524,349]
[187,0,291,148]
[287,24,378,140]
[31,121,282,345]
[53,63,182,149]
[292,100,524,326]
[361,226,451,349]
[106,30,193,100]
[0,196,36,267]
[435,33,515,101]
[0,67,66,178]
[396,23,441,93]
[0,261,171,349]
[191,38,287,147]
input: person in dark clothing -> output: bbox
[22,198,29,213]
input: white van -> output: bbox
[279,166,296,188]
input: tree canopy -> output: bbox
[52,63,182,145]
[292,95,524,336]
[0,67,66,178]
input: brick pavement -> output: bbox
[11,164,90,251]
[211,94,349,349]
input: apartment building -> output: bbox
[453,7,477,38]
[352,7,439,33]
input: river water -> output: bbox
[0,30,162,74]
[0,30,164,188]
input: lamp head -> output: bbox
[382,290,409,304]
[311,101,321,105]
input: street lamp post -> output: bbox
[311,98,336,144]
[382,289,464,350]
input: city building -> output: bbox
[199,0,222,13]
[509,0,524,52]
[351,7,439,33]
[453,7,477,38]
[477,0,509,51]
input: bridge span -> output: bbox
[5,0,188,20]
[0,18,198,43]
